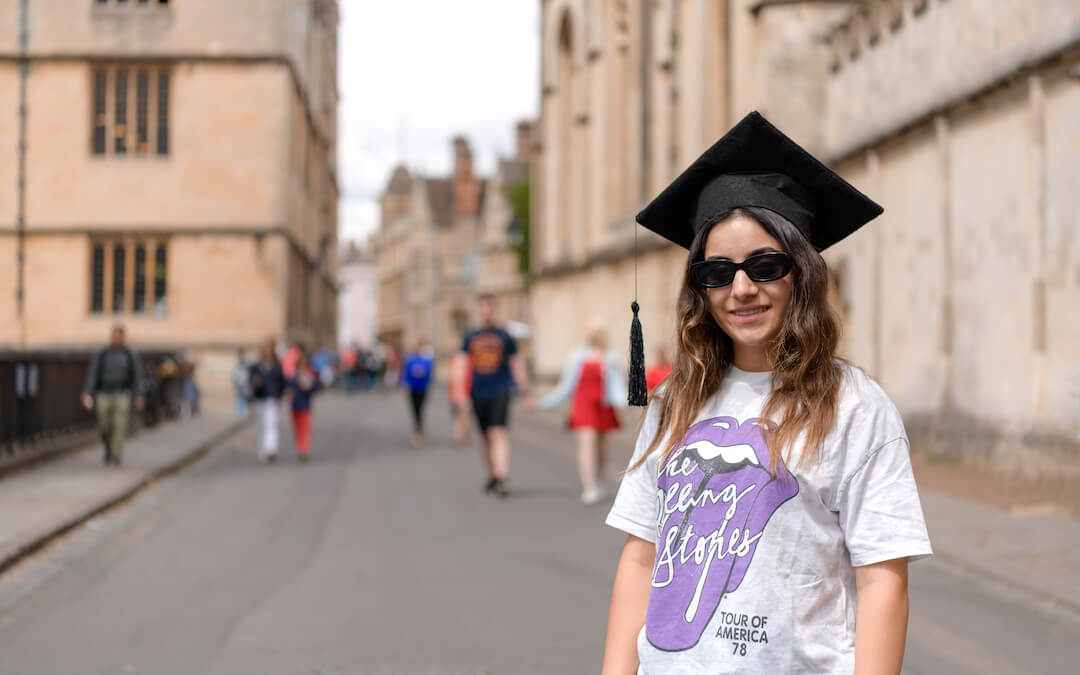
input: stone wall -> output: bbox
[823,0,1080,159]
[828,63,1080,468]
[15,62,287,228]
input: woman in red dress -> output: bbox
[541,321,627,504]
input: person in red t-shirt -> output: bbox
[645,346,673,397]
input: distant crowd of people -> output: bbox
[79,306,676,509]
[79,301,677,506]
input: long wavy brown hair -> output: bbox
[631,207,843,476]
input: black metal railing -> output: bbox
[0,350,185,461]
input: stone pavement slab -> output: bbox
[919,491,1080,613]
[0,413,250,574]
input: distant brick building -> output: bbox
[0,0,340,395]
[373,125,531,377]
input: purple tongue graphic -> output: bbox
[647,416,799,651]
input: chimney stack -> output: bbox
[515,120,533,161]
[452,136,480,217]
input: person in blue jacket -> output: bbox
[400,339,434,447]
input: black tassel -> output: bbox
[628,301,647,406]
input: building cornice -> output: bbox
[0,224,339,293]
[0,338,276,353]
[532,230,673,281]
[825,35,1080,165]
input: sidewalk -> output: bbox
[0,412,250,575]
[521,403,1080,614]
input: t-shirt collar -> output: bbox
[726,364,772,389]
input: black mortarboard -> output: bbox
[625,111,883,405]
[635,110,883,251]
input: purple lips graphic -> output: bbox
[646,416,799,651]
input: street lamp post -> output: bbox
[16,0,29,343]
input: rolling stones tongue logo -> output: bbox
[647,416,799,651]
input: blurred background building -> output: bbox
[0,0,340,397]
[373,124,532,376]
[337,239,376,351]
[532,0,1080,473]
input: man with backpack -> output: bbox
[81,324,145,466]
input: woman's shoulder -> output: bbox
[836,360,890,401]
[833,359,906,438]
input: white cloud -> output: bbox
[337,0,539,245]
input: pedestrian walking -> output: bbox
[383,343,400,389]
[453,295,534,498]
[282,342,301,380]
[603,112,932,673]
[286,347,320,462]
[232,348,251,414]
[341,344,359,392]
[249,340,286,463]
[400,339,434,447]
[180,357,200,417]
[540,319,627,505]
[362,348,380,391]
[81,324,145,466]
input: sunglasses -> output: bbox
[690,251,793,288]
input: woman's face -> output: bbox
[702,213,793,369]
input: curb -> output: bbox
[0,417,252,578]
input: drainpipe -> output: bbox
[16,0,29,344]
[640,0,651,201]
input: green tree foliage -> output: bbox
[504,176,530,283]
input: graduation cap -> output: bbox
[626,111,883,405]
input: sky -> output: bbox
[336,1,540,246]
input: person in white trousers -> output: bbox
[248,340,286,463]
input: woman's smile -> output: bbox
[729,305,770,322]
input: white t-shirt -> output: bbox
[606,362,932,674]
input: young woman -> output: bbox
[249,340,286,463]
[286,347,320,462]
[603,112,931,674]
[541,320,627,505]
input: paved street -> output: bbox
[0,391,1077,674]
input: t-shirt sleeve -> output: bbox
[461,332,472,353]
[838,437,933,567]
[605,400,663,544]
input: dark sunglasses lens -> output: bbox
[695,262,736,287]
[745,255,790,282]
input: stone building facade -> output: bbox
[533,0,1080,473]
[0,0,340,396]
[373,127,531,376]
